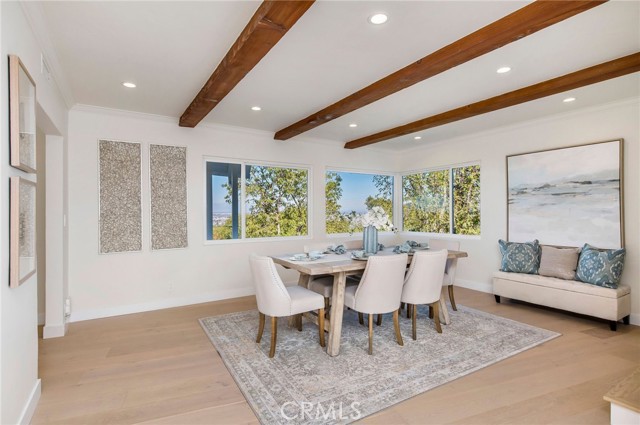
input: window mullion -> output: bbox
[241,163,246,239]
[449,168,454,234]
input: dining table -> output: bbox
[271,247,468,357]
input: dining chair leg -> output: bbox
[393,310,404,346]
[376,314,382,326]
[256,312,265,343]
[368,313,374,355]
[296,314,303,332]
[448,286,458,311]
[431,302,442,333]
[269,317,278,358]
[318,308,325,347]
[412,304,417,340]
[406,304,412,319]
[400,302,405,311]
[429,305,433,319]
[358,312,364,325]
[324,297,330,320]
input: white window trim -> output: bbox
[204,156,313,244]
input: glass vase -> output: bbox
[363,225,378,255]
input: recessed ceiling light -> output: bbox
[349,123,358,128]
[251,106,262,111]
[563,97,576,103]
[414,136,422,140]
[496,67,511,74]
[122,82,136,88]
[369,13,388,25]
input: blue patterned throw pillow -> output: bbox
[575,244,626,289]
[498,239,541,274]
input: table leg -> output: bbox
[439,287,451,325]
[327,272,347,356]
[289,274,311,327]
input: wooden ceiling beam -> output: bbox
[344,53,640,149]
[179,0,314,128]
[274,0,607,140]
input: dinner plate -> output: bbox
[289,254,326,261]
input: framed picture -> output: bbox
[9,55,37,173]
[507,139,623,249]
[10,177,37,288]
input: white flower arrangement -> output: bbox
[349,206,395,232]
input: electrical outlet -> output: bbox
[64,298,71,317]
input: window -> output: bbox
[402,165,480,235]
[206,160,309,241]
[325,170,394,234]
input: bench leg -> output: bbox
[623,315,630,325]
[494,295,501,304]
[610,321,618,332]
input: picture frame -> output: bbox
[9,55,37,173]
[506,139,624,249]
[10,177,37,288]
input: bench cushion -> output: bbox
[493,271,630,299]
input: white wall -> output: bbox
[1,2,68,423]
[67,106,398,321]
[398,99,640,322]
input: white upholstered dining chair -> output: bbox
[343,254,408,355]
[401,249,448,338]
[428,239,461,310]
[249,255,325,358]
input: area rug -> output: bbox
[199,305,559,424]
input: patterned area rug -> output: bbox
[199,306,559,424]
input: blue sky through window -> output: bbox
[332,171,387,214]
[212,175,231,213]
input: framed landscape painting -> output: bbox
[507,139,623,249]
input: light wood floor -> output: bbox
[32,287,640,424]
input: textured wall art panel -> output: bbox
[99,140,142,253]
[149,144,188,250]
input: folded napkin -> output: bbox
[393,242,412,254]
[328,244,347,255]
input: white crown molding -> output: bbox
[70,104,399,157]
[20,0,76,108]
[400,96,640,156]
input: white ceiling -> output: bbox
[37,1,640,151]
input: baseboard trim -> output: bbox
[18,379,41,425]
[38,312,45,326]
[629,313,640,326]
[456,278,492,294]
[43,323,67,339]
[69,287,255,323]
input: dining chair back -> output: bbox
[401,249,448,338]
[344,254,408,354]
[352,254,409,314]
[343,239,363,250]
[250,255,292,318]
[428,239,461,310]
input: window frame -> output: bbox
[204,156,313,244]
[400,161,481,238]
[324,166,397,238]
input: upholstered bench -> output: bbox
[493,271,631,330]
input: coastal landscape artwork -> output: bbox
[507,140,623,249]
